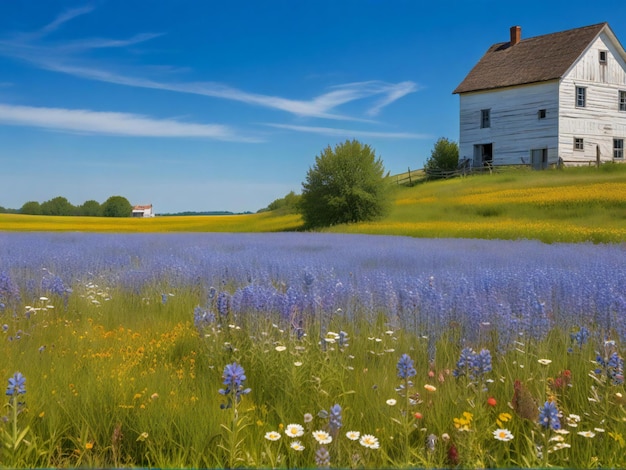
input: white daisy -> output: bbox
[290,440,305,451]
[312,430,332,445]
[285,424,304,438]
[359,434,380,449]
[492,428,514,442]
[264,431,281,441]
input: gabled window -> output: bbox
[538,109,546,119]
[574,138,584,151]
[615,139,624,159]
[620,90,626,112]
[576,87,586,107]
[599,50,608,64]
[480,109,490,128]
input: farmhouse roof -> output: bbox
[453,22,614,94]
[133,204,152,210]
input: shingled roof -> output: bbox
[453,23,608,94]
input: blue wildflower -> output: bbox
[219,362,251,408]
[329,404,342,437]
[6,372,26,396]
[453,347,492,383]
[397,353,417,380]
[569,326,590,352]
[477,349,493,375]
[216,291,230,317]
[596,351,625,385]
[538,401,561,430]
[161,293,168,304]
[338,331,349,348]
[315,446,330,468]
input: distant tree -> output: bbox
[102,196,132,218]
[20,201,42,215]
[299,139,390,229]
[41,196,75,216]
[78,200,103,217]
[424,137,459,178]
[261,191,301,214]
[0,206,6,213]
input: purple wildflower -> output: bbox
[397,353,417,380]
[538,401,561,430]
[219,362,251,409]
[6,372,26,396]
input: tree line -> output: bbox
[3,196,134,217]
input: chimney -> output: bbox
[510,26,521,46]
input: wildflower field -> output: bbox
[1,232,625,468]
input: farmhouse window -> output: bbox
[615,139,624,159]
[576,87,586,107]
[574,138,584,151]
[480,109,490,128]
[619,91,626,111]
[538,109,546,119]
[599,50,608,64]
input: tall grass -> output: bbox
[2,285,625,468]
[1,232,625,467]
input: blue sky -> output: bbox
[1,0,626,213]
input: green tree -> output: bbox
[41,196,75,216]
[78,200,103,217]
[299,139,390,229]
[20,201,42,215]
[102,196,132,218]
[260,191,301,214]
[424,137,459,178]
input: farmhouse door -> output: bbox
[473,143,493,166]
[530,149,548,170]
[531,148,548,170]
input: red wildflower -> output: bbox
[447,443,459,466]
[414,412,423,419]
[487,396,497,407]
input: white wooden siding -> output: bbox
[458,82,559,165]
[559,32,626,163]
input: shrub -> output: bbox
[299,140,390,228]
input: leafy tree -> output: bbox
[261,191,301,214]
[78,200,103,217]
[102,196,132,218]
[424,137,459,177]
[299,139,390,229]
[20,201,42,215]
[41,196,75,216]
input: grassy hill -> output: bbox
[2,165,626,242]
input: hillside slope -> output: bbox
[2,165,626,242]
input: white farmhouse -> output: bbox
[454,23,626,169]
[132,204,154,218]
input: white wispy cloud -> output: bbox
[40,5,96,35]
[266,123,431,139]
[0,6,419,120]
[0,103,257,141]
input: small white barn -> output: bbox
[454,23,626,169]
[132,204,154,218]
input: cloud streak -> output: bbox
[0,6,418,120]
[0,103,257,141]
[266,123,431,139]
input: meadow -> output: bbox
[1,232,625,468]
[1,166,626,468]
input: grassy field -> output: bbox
[2,233,625,468]
[2,164,626,242]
